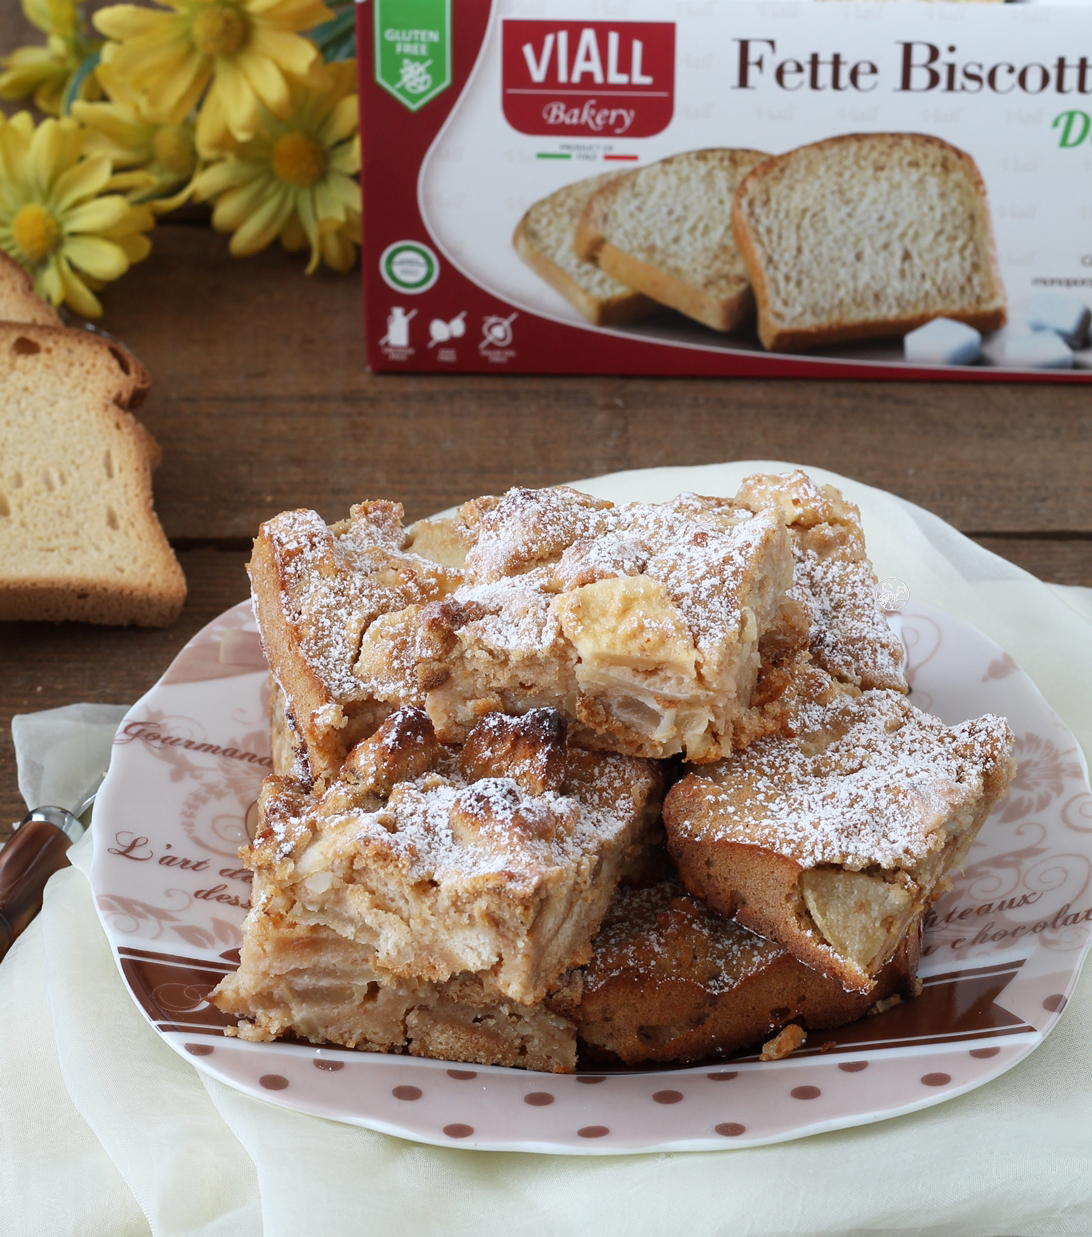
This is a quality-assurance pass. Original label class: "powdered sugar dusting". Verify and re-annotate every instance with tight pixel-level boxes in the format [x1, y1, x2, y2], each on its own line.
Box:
[460, 488, 786, 658]
[735, 469, 906, 692]
[683, 691, 1013, 869]
[795, 548, 905, 691]
[261, 507, 458, 700]
[588, 880, 784, 995]
[264, 746, 650, 885]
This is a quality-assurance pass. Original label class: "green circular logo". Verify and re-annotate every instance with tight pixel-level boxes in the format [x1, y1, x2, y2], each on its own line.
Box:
[379, 241, 439, 294]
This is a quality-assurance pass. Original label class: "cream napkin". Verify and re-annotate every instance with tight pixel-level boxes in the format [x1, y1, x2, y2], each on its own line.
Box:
[11, 702, 129, 820]
[2, 462, 1090, 1237]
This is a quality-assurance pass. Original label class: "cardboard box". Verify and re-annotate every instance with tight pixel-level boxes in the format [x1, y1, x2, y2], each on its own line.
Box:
[357, 0, 1092, 381]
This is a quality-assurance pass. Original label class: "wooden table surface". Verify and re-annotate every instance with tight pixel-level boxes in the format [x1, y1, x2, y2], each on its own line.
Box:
[2, 7, 1090, 835]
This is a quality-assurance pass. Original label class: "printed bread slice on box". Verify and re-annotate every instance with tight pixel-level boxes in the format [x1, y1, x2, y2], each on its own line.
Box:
[0, 321, 185, 626]
[514, 173, 657, 326]
[732, 133, 1007, 352]
[573, 148, 769, 332]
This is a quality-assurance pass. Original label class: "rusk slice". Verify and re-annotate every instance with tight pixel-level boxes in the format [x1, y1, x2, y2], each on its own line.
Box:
[732, 133, 1007, 351]
[0, 322, 185, 626]
[244, 707, 662, 1005]
[579, 877, 921, 1065]
[213, 910, 582, 1072]
[0, 253, 62, 326]
[514, 173, 657, 326]
[573, 148, 770, 331]
[664, 683, 1015, 992]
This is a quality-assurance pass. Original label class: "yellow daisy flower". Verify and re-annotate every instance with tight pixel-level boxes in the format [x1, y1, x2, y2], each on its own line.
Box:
[73, 73, 200, 213]
[93, 0, 334, 156]
[0, 0, 102, 115]
[192, 59, 359, 273]
[0, 112, 155, 317]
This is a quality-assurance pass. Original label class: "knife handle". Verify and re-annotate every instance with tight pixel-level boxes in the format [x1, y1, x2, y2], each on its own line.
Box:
[0, 820, 72, 962]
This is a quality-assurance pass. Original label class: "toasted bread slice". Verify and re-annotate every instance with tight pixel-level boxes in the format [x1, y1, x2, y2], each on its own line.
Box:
[0, 322, 185, 626]
[514, 173, 657, 326]
[573, 148, 769, 331]
[579, 875, 921, 1066]
[0, 253, 63, 327]
[664, 680, 1015, 992]
[732, 133, 1007, 352]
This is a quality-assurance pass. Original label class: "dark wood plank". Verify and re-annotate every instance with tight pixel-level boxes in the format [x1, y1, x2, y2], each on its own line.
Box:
[90, 227, 1092, 539]
[974, 537, 1092, 589]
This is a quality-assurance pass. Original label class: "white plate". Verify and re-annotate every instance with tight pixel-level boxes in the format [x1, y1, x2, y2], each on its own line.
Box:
[90, 591, 1092, 1154]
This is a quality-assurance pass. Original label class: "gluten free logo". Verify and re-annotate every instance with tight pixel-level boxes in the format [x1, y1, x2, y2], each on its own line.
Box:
[374, 0, 452, 111]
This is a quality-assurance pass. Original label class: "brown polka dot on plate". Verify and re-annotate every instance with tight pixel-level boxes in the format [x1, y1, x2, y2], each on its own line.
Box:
[448, 1069, 477, 1080]
[184, 1043, 213, 1056]
[653, 1090, 683, 1105]
[715, 1122, 746, 1137]
[259, 1075, 288, 1090]
[576, 1075, 606, 1085]
[1043, 993, 1067, 1013]
[707, 1071, 737, 1081]
[970, 1046, 1000, 1059]
[791, 1085, 820, 1100]
[443, 1124, 473, 1139]
[393, 1085, 422, 1101]
[921, 1073, 951, 1087]
[578, 1125, 610, 1138]
[524, 1092, 554, 1106]
[313, 1059, 344, 1071]
[838, 1061, 868, 1073]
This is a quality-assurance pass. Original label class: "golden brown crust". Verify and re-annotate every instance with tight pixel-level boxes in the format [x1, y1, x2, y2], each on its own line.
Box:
[245, 707, 664, 1004]
[594, 241, 754, 332]
[0, 578, 182, 626]
[0, 323, 183, 627]
[513, 214, 656, 327]
[578, 876, 921, 1065]
[458, 709, 568, 795]
[0, 252, 63, 327]
[663, 688, 1015, 991]
[732, 133, 1007, 352]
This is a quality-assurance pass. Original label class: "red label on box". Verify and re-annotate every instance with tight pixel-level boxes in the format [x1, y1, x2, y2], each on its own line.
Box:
[501, 20, 675, 138]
